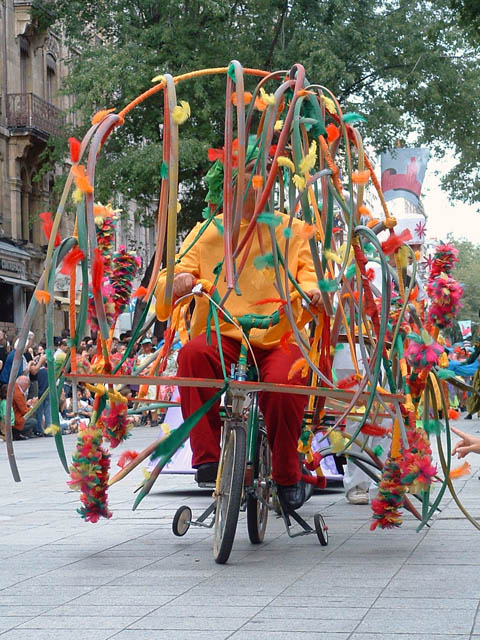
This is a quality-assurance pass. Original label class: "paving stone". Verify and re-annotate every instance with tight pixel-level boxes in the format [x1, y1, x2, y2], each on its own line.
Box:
[355, 607, 475, 634]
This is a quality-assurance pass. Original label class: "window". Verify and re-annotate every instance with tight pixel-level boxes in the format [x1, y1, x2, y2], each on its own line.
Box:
[46, 54, 57, 105]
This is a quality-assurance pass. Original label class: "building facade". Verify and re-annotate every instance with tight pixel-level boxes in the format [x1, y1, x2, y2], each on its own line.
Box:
[0, 1, 156, 341]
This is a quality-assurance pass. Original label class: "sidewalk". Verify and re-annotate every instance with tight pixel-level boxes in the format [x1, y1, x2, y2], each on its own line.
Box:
[1, 417, 480, 640]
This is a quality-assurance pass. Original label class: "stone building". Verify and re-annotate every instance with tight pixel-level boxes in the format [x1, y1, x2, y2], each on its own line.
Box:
[0, 1, 156, 341]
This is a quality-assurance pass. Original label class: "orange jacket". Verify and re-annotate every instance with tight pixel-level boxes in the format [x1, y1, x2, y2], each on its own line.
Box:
[155, 213, 318, 349]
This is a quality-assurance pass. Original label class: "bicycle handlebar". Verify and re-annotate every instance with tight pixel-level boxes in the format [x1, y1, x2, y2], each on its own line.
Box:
[190, 278, 300, 331]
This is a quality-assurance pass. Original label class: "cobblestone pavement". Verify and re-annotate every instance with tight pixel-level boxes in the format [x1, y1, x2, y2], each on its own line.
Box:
[1, 417, 480, 639]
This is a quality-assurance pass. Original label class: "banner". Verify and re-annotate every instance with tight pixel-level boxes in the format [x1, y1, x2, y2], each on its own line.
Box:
[458, 320, 472, 340]
[380, 148, 430, 207]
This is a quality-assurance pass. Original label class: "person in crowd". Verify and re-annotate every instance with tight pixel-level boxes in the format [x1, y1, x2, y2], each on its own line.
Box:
[0, 331, 35, 384]
[12, 375, 37, 439]
[0, 383, 14, 441]
[35, 357, 50, 436]
[54, 339, 69, 367]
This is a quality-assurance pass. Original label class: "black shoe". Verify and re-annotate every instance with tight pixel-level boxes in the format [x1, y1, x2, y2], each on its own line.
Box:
[277, 481, 306, 512]
[12, 432, 28, 441]
[194, 462, 219, 484]
[466, 414, 473, 420]
[33, 432, 45, 438]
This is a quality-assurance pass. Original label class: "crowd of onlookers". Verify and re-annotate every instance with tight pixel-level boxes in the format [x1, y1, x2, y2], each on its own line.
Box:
[0, 328, 162, 441]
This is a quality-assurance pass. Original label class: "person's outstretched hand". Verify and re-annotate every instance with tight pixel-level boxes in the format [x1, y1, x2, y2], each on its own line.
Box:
[173, 272, 195, 298]
[451, 426, 480, 458]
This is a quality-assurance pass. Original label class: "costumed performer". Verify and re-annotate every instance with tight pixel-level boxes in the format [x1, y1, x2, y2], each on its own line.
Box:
[155, 170, 322, 512]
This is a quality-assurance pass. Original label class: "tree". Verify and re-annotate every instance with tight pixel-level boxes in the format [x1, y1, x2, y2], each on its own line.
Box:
[36, 0, 480, 231]
[447, 234, 480, 321]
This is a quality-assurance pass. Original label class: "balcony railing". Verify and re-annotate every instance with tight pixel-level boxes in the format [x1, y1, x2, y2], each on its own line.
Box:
[6, 93, 64, 138]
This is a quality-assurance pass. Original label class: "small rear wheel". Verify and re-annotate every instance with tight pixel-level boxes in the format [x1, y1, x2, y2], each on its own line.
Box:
[213, 425, 246, 564]
[172, 505, 192, 537]
[314, 513, 328, 546]
[247, 427, 271, 544]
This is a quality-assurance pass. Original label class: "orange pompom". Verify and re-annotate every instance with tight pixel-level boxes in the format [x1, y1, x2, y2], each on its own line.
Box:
[326, 123, 340, 144]
[449, 461, 471, 479]
[448, 408, 460, 420]
[288, 357, 307, 380]
[35, 290, 51, 304]
[351, 170, 370, 185]
[252, 174, 263, 190]
[231, 91, 252, 106]
[133, 286, 148, 298]
[299, 223, 316, 239]
[358, 205, 372, 219]
[72, 165, 94, 194]
[361, 423, 388, 437]
[91, 108, 115, 125]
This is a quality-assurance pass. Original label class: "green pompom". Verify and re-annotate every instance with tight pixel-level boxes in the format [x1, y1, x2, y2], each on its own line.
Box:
[423, 419, 444, 436]
[212, 218, 224, 236]
[437, 369, 456, 380]
[227, 63, 236, 82]
[345, 264, 356, 279]
[373, 445, 384, 458]
[160, 161, 169, 179]
[257, 212, 282, 227]
[283, 227, 293, 238]
[319, 279, 338, 292]
[253, 252, 274, 270]
[343, 112, 367, 125]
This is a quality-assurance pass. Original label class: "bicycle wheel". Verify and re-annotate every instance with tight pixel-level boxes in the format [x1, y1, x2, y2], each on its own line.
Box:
[247, 426, 271, 544]
[213, 425, 246, 564]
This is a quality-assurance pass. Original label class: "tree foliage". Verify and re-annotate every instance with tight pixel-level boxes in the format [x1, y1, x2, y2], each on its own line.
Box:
[447, 234, 480, 321]
[36, 0, 480, 230]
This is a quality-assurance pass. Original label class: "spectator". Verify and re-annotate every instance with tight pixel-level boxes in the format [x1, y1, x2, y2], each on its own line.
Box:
[0, 383, 14, 441]
[0, 332, 34, 384]
[35, 358, 50, 436]
[54, 339, 69, 367]
[12, 375, 37, 439]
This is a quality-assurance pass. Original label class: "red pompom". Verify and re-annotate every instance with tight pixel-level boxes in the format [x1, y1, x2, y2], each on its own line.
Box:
[326, 123, 340, 143]
[92, 247, 105, 293]
[117, 450, 139, 469]
[361, 423, 388, 437]
[60, 247, 85, 275]
[337, 374, 358, 390]
[68, 137, 81, 163]
[381, 229, 412, 255]
[39, 211, 61, 247]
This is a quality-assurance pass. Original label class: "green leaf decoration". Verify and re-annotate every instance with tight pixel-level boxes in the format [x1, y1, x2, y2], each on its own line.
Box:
[257, 212, 282, 227]
[319, 278, 338, 292]
[343, 112, 367, 125]
[253, 252, 274, 270]
[160, 161, 168, 179]
[227, 63, 236, 82]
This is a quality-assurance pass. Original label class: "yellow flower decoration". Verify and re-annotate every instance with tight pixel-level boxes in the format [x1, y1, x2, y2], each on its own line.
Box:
[299, 140, 317, 175]
[172, 100, 191, 125]
[274, 119, 284, 131]
[151, 74, 167, 84]
[72, 188, 83, 204]
[292, 174, 306, 191]
[322, 95, 337, 114]
[45, 424, 61, 436]
[277, 156, 295, 172]
[259, 87, 276, 106]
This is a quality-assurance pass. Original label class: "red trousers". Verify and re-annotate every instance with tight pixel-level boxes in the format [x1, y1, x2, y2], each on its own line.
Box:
[177, 333, 308, 486]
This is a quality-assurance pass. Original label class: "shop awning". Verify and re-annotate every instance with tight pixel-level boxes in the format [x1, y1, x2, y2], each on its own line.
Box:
[54, 295, 80, 308]
[0, 275, 35, 288]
